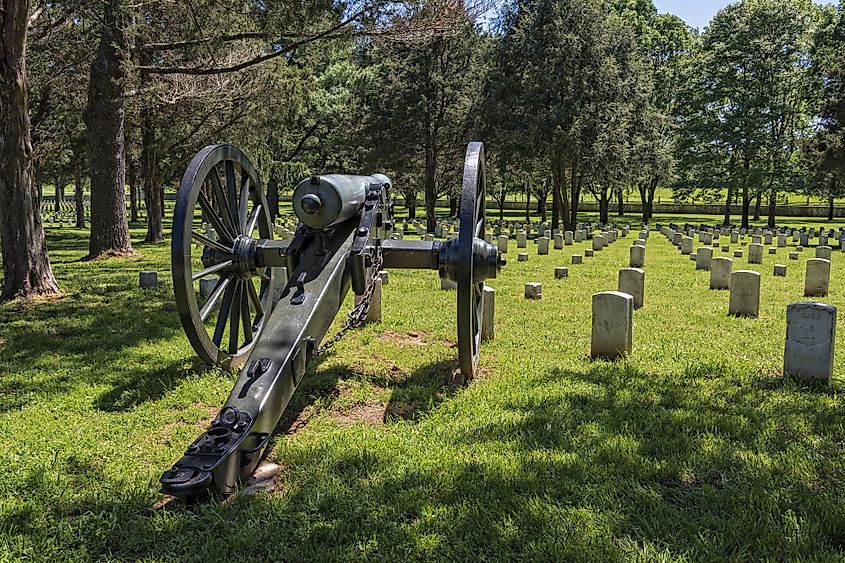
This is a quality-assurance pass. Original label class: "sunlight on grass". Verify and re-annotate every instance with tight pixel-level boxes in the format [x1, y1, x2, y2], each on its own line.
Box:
[1, 211, 844, 560]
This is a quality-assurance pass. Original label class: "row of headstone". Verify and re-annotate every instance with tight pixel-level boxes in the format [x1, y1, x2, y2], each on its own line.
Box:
[662, 227, 834, 310]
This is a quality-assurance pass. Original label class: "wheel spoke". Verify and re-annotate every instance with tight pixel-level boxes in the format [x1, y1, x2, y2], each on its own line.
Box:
[192, 230, 233, 254]
[197, 191, 235, 243]
[192, 259, 234, 281]
[209, 170, 238, 237]
[238, 174, 250, 233]
[246, 278, 263, 317]
[228, 280, 242, 353]
[200, 275, 232, 322]
[241, 288, 253, 344]
[212, 282, 237, 347]
[245, 204, 262, 237]
[225, 161, 239, 230]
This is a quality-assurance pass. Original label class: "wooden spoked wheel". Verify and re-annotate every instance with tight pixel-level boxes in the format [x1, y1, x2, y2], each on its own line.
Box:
[171, 145, 276, 368]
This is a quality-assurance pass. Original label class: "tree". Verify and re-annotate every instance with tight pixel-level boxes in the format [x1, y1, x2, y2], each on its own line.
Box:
[361, 11, 485, 233]
[632, 12, 693, 223]
[0, 0, 61, 300]
[84, 0, 132, 258]
[676, 0, 814, 228]
[487, 0, 647, 231]
[804, 0, 845, 198]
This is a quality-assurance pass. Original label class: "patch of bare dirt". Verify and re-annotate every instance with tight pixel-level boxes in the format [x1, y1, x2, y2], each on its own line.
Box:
[379, 330, 431, 346]
[332, 401, 387, 427]
[82, 250, 138, 262]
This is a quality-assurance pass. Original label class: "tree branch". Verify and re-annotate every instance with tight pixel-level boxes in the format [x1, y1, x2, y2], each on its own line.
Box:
[138, 11, 365, 75]
[26, 3, 45, 29]
[284, 122, 320, 162]
[139, 31, 275, 52]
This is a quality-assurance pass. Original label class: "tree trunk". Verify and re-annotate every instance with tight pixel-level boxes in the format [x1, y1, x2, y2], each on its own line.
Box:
[449, 196, 457, 218]
[829, 196, 835, 222]
[74, 149, 85, 228]
[566, 165, 578, 232]
[142, 110, 163, 242]
[83, 1, 133, 259]
[267, 178, 279, 221]
[538, 193, 547, 223]
[768, 186, 777, 228]
[723, 186, 733, 226]
[598, 191, 609, 224]
[524, 188, 530, 222]
[406, 192, 417, 219]
[0, 0, 61, 300]
[616, 188, 624, 217]
[551, 160, 561, 231]
[128, 157, 138, 223]
[424, 144, 436, 233]
[646, 178, 658, 223]
[753, 192, 761, 222]
[741, 190, 751, 229]
[54, 180, 63, 213]
[497, 196, 504, 222]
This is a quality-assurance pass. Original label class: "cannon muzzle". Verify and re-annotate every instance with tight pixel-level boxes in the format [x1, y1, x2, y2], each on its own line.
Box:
[293, 173, 392, 230]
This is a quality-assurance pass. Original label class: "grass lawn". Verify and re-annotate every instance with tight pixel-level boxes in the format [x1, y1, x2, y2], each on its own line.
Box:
[1, 213, 845, 561]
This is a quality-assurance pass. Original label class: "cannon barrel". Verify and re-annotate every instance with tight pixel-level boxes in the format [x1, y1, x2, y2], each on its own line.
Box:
[293, 173, 391, 230]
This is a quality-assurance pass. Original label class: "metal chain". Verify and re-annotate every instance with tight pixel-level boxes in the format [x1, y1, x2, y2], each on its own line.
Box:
[313, 189, 392, 357]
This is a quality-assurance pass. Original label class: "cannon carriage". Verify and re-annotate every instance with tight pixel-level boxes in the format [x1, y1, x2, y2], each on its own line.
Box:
[161, 142, 503, 499]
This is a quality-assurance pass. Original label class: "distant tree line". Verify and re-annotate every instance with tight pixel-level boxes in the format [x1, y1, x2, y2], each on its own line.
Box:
[1, 0, 844, 301]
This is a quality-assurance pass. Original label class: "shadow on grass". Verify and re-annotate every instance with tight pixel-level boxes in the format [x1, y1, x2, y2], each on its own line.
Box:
[94, 360, 195, 412]
[4, 361, 845, 560]
[0, 271, 188, 413]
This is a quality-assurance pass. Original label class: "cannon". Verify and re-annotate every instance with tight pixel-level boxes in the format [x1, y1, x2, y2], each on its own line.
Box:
[160, 142, 503, 499]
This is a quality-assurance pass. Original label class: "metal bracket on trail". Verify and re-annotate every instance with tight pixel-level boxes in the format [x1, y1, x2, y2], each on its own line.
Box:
[162, 142, 503, 499]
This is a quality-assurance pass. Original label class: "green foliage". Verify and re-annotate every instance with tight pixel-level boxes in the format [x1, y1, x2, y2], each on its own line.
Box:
[358, 13, 486, 227]
[675, 0, 817, 226]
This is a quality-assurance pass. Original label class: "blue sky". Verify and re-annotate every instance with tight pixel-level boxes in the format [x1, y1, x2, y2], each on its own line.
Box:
[653, 0, 837, 30]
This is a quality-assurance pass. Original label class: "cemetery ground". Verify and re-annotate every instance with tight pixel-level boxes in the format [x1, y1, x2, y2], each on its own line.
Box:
[2, 213, 845, 561]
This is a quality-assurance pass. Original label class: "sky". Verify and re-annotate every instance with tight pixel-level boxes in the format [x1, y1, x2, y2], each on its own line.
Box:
[653, 0, 837, 30]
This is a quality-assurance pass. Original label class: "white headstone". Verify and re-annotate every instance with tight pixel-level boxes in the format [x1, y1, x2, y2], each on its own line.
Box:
[554, 267, 569, 279]
[805, 258, 831, 297]
[696, 247, 713, 270]
[630, 245, 645, 268]
[710, 257, 732, 290]
[729, 270, 761, 317]
[139, 271, 159, 289]
[591, 291, 633, 359]
[618, 268, 645, 309]
[538, 237, 550, 255]
[748, 243, 764, 264]
[497, 235, 508, 254]
[525, 282, 542, 300]
[816, 246, 832, 261]
[784, 302, 836, 382]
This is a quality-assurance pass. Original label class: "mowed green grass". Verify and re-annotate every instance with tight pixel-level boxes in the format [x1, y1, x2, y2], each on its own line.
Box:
[1, 215, 845, 561]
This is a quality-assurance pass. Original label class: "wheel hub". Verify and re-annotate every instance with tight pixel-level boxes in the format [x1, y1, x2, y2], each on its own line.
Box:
[232, 235, 259, 279]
